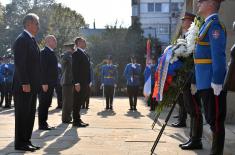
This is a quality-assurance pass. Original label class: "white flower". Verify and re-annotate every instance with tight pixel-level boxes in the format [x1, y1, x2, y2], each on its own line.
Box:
[170, 21, 200, 64]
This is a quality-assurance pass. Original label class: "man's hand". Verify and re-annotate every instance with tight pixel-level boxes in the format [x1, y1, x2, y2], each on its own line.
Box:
[22, 84, 31, 93]
[75, 84, 81, 93]
[190, 84, 197, 95]
[42, 85, 48, 92]
[211, 83, 222, 96]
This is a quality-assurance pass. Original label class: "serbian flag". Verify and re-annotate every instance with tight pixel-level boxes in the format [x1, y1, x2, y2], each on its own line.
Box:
[152, 46, 173, 101]
[143, 39, 152, 97]
[143, 65, 152, 97]
[152, 46, 183, 101]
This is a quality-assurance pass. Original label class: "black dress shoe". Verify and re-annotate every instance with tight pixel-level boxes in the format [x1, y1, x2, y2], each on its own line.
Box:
[173, 115, 179, 118]
[29, 143, 41, 150]
[15, 145, 36, 152]
[181, 140, 203, 150]
[73, 122, 88, 127]
[39, 126, 55, 130]
[171, 121, 186, 128]
[179, 139, 192, 147]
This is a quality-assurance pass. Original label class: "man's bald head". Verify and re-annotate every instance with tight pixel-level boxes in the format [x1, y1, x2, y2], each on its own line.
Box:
[45, 35, 57, 50]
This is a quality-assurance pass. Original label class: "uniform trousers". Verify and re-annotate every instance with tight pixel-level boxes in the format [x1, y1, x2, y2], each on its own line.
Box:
[104, 85, 114, 108]
[127, 85, 139, 109]
[62, 85, 74, 122]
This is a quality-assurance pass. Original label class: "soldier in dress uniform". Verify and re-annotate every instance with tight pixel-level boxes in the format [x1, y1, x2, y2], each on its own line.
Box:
[0, 60, 5, 107]
[124, 56, 141, 111]
[100, 55, 118, 110]
[194, 0, 227, 154]
[172, 12, 196, 128]
[2, 58, 14, 108]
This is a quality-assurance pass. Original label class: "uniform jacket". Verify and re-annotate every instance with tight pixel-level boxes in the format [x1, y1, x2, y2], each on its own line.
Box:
[224, 44, 235, 91]
[40, 46, 58, 86]
[124, 63, 141, 86]
[12, 31, 41, 93]
[2, 63, 14, 83]
[194, 14, 227, 90]
[0, 64, 4, 84]
[61, 52, 73, 85]
[72, 48, 91, 86]
[101, 64, 118, 86]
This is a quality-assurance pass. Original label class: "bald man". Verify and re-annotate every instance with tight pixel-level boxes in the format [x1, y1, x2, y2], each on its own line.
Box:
[38, 35, 58, 130]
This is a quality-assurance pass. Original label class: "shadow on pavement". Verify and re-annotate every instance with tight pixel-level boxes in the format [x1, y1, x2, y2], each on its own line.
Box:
[124, 110, 145, 119]
[43, 126, 80, 155]
[48, 108, 61, 114]
[97, 110, 116, 118]
[0, 107, 14, 115]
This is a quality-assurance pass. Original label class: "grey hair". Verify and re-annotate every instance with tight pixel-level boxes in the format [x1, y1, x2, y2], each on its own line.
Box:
[23, 13, 39, 28]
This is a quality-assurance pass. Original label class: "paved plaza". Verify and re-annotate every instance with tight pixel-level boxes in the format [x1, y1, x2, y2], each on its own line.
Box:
[0, 97, 232, 155]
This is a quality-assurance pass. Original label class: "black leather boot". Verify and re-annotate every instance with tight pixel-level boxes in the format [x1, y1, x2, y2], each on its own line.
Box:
[181, 117, 203, 150]
[210, 133, 224, 155]
[179, 117, 193, 147]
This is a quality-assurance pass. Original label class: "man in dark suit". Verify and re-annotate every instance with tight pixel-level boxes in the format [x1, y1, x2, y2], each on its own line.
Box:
[38, 35, 58, 130]
[13, 13, 41, 152]
[72, 37, 90, 127]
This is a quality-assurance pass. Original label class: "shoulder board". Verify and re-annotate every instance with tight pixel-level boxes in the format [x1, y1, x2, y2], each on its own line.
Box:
[198, 19, 214, 41]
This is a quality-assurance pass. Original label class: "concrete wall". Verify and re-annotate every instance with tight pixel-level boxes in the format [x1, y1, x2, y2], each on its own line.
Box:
[186, 0, 235, 124]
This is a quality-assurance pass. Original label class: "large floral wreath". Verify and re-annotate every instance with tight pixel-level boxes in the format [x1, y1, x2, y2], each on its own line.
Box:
[155, 17, 203, 112]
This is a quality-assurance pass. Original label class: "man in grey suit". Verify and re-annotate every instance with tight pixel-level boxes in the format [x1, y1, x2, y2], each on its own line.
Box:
[61, 43, 75, 123]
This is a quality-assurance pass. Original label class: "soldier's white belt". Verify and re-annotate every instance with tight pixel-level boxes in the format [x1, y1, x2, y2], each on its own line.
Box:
[104, 76, 113, 78]
[194, 59, 212, 64]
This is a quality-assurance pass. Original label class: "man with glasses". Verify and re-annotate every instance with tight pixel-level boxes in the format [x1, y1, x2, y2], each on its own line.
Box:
[194, 0, 227, 154]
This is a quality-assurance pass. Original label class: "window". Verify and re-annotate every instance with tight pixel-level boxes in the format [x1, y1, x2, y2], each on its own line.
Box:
[155, 3, 161, 12]
[148, 3, 154, 12]
[159, 24, 169, 34]
[171, 2, 184, 12]
[162, 3, 169, 13]
[171, 3, 179, 12]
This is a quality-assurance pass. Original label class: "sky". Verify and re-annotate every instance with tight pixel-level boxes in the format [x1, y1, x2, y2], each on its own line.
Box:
[1, 0, 132, 28]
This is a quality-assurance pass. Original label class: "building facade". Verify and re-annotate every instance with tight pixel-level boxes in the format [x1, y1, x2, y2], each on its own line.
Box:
[132, 0, 184, 44]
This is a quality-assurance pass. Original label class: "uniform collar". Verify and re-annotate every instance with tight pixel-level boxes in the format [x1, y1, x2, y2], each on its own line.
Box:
[24, 29, 34, 38]
[205, 13, 218, 23]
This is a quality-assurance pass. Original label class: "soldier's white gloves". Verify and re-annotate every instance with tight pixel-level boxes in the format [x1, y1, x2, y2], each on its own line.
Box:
[130, 77, 133, 82]
[100, 83, 104, 90]
[190, 84, 197, 95]
[132, 64, 136, 69]
[211, 83, 223, 96]
[114, 84, 117, 88]
[89, 82, 92, 87]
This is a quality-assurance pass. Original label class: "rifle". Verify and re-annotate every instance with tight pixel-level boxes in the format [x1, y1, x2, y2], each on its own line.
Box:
[150, 73, 192, 155]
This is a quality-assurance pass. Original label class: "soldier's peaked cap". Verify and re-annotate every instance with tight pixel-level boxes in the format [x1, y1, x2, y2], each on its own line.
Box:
[181, 12, 196, 21]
